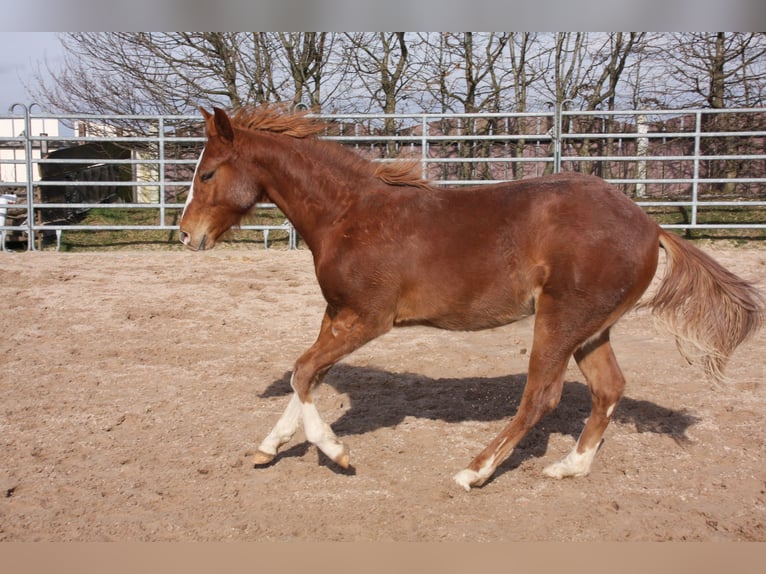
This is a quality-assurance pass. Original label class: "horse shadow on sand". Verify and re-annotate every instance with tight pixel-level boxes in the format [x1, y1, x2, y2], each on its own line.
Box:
[258, 364, 699, 482]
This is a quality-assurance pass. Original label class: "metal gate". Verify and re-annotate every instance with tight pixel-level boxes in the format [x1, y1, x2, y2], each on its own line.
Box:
[1, 103, 764, 251]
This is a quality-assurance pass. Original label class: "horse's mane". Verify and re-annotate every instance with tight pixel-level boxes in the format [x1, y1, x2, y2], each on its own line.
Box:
[231, 104, 326, 138]
[371, 161, 430, 189]
[230, 104, 431, 190]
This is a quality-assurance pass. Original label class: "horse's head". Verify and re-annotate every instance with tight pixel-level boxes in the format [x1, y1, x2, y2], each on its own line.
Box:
[179, 107, 261, 250]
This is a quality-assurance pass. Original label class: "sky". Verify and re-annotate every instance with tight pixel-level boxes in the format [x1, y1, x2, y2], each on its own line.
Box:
[0, 18, 766, 115]
[0, 32, 64, 113]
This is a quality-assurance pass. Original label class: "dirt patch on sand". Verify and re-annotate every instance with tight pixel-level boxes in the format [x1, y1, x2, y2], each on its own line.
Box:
[1, 244, 764, 541]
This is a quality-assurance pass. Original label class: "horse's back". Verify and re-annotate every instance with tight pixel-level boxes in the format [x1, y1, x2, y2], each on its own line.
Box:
[414, 172, 659, 271]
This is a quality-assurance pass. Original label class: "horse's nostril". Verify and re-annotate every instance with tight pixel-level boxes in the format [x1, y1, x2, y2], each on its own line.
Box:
[179, 230, 190, 245]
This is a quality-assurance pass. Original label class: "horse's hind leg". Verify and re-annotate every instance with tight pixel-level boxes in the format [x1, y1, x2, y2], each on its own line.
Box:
[453, 296, 583, 491]
[543, 330, 625, 478]
[453, 345, 570, 490]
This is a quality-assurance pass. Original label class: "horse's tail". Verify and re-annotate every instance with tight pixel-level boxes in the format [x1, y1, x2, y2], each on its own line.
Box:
[643, 230, 764, 382]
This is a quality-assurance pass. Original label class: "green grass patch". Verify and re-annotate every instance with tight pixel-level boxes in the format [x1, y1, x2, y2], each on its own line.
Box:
[643, 205, 766, 240]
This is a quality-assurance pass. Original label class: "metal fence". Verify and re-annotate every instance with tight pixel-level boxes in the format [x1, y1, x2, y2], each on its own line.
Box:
[1, 103, 765, 251]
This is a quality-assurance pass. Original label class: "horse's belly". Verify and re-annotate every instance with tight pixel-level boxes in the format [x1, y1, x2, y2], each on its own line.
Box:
[393, 287, 536, 331]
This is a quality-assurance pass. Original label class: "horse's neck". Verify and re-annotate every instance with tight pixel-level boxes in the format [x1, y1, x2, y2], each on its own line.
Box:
[251, 134, 355, 251]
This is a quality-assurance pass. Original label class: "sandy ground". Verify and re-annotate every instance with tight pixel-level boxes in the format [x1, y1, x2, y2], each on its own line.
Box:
[0, 242, 764, 541]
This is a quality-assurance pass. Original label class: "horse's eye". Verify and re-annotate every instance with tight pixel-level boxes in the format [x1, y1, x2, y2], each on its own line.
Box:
[200, 170, 215, 182]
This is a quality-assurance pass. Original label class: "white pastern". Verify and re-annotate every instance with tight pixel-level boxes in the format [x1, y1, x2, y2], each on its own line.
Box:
[453, 456, 496, 491]
[301, 400, 347, 463]
[257, 393, 302, 456]
[453, 469, 480, 492]
[181, 149, 205, 219]
[543, 443, 599, 479]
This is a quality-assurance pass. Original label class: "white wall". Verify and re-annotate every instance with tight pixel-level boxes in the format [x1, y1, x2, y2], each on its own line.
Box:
[0, 118, 60, 184]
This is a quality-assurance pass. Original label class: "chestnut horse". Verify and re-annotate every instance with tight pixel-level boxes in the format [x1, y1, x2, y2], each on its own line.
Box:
[180, 106, 763, 490]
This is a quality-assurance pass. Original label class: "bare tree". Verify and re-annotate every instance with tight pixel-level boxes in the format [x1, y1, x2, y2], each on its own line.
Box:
[276, 32, 342, 110]
[419, 33, 512, 179]
[506, 33, 548, 178]
[34, 32, 766, 118]
[584, 33, 647, 180]
[31, 33, 353, 116]
[585, 33, 646, 111]
[241, 33, 283, 105]
[662, 33, 766, 196]
[342, 32, 414, 156]
[536, 33, 647, 176]
[421, 32, 511, 114]
[663, 32, 766, 108]
[344, 33, 412, 115]
[536, 32, 646, 110]
[33, 33, 259, 115]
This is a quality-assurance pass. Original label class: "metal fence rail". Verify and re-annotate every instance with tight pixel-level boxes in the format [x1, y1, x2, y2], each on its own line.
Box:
[1, 104, 764, 251]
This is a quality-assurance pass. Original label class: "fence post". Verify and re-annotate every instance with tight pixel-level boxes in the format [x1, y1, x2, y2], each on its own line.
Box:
[421, 114, 428, 180]
[158, 115, 166, 228]
[9, 103, 36, 250]
[691, 110, 701, 227]
[549, 99, 572, 174]
[635, 114, 649, 198]
[552, 103, 561, 174]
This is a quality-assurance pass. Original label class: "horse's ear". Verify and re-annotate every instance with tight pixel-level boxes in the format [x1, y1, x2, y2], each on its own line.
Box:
[200, 107, 216, 137]
[212, 107, 235, 143]
[200, 107, 234, 143]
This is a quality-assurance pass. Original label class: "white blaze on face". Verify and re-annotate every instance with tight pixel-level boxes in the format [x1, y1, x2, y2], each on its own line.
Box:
[181, 149, 205, 220]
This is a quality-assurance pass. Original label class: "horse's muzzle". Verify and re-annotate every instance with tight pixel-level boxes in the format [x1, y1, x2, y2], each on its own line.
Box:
[179, 230, 207, 251]
[179, 229, 192, 247]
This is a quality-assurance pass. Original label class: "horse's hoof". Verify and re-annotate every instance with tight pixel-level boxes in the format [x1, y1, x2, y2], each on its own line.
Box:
[253, 450, 276, 466]
[452, 469, 480, 491]
[542, 462, 568, 479]
[542, 460, 589, 479]
[335, 447, 350, 469]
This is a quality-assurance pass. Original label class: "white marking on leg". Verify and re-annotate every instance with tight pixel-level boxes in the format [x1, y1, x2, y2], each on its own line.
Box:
[301, 400, 347, 464]
[606, 403, 616, 418]
[453, 469, 480, 492]
[453, 455, 496, 491]
[257, 393, 302, 456]
[543, 442, 600, 479]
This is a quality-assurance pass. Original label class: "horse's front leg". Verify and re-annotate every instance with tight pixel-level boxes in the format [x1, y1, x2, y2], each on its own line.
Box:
[252, 390, 303, 465]
[254, 307, 388, 468]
